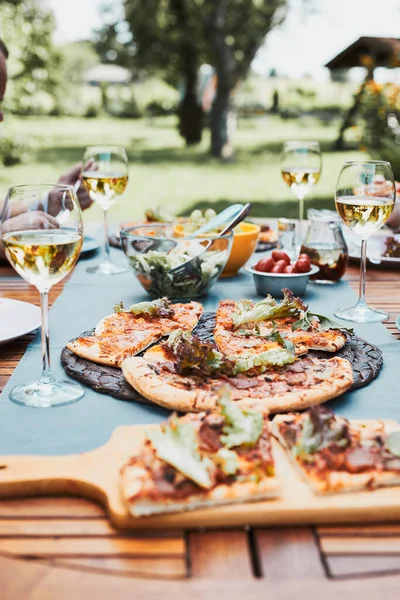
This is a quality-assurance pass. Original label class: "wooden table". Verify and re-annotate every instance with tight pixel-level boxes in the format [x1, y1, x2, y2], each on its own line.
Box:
[1, 260, 400, 599]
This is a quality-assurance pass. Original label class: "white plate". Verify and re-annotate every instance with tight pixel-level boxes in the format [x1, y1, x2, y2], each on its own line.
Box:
[81, 236, 100, 256]
[346, 229, 400, 267]
[0, 298, 41, 345]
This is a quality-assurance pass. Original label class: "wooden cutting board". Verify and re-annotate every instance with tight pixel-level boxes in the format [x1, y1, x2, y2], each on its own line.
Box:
[1, 423, 400, 531]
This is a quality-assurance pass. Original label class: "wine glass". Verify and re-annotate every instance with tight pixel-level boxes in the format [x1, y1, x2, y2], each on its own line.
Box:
[334, 160, 395, 323]
[1, 184, 85, 407]
[281, 141, 322, 241]
[82, 146, 129, 275]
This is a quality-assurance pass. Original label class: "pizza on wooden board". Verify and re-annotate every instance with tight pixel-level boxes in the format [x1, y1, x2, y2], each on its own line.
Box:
[66, 298, 202, 367]
[214, 290, 349, 359]
[271, 407, 400, 493]
[120, 390, 280, 516]
[121, 328, 353, 414]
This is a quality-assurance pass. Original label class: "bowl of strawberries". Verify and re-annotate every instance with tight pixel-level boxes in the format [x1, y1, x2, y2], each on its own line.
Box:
[246, 250, 319, 297]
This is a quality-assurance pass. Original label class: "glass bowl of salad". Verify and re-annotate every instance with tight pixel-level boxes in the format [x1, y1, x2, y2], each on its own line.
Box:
[120, 224, 233, 299]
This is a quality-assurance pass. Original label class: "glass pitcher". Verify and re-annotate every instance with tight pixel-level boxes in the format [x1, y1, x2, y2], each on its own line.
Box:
[300, 209, 348, 284]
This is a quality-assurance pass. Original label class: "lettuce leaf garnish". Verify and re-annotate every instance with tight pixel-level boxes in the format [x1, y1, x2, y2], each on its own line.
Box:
[234, 348, 295, 372]
[232, 289, 306, 330]
[146, 390, 266, 485]
[162, 329, 235, 377]
[162, 330, 295, 377]
[214, 447, 240, 475]
[218, 388, 263, 448]
[292, 407, 350, 460]
[113, 297, 174, 319]
[291, 311, 353, 334]
[147, 415, 213, 489]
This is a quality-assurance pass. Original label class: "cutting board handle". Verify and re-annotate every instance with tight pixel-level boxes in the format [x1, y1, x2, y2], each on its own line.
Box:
[0, 454, 94, 500]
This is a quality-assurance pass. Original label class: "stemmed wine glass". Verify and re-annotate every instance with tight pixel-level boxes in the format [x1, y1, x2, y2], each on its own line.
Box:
[82, 146, 129, 275]
[1, 184, 85, 407]
[334, 160, 395, 323]
[281, 141, 322, 241]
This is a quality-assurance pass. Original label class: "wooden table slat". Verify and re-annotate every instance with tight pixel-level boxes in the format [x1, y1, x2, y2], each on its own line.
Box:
[255, 528, 326, 579]
[52, 557, 188, 579]
[188, 530, 253, 578]
[319, 525, 400, 537]
[326, 555, 400, 578]
[0, 536, 185, 558]
[320, 536, 400, 555]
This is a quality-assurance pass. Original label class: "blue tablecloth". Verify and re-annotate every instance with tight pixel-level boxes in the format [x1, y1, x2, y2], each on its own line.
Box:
[1, 247, 399, 455]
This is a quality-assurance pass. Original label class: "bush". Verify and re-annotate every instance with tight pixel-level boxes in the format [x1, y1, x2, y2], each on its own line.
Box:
[85, 104, 100, 118]
[49, 104, 66, 117]
[133, 78, 179, 115]
[0, 135, 31, 166]
[359, 82, 400, 177]
[109, 95, 143, 119]
[145, 100, 176, 117]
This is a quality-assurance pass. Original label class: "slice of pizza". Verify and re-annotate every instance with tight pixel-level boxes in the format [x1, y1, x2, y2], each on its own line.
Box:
[121, 390, 280, 516]
[66, 298, 202, 367]
[121, 329, 353, 414]
[95, 299, 202, 337]
[214, 290, 350, 359]
[271, 407, 400, 494]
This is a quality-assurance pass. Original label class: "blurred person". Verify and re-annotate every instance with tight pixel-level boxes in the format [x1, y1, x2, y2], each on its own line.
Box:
[386, 182, 400, 230]
[0, 38, 92, 261]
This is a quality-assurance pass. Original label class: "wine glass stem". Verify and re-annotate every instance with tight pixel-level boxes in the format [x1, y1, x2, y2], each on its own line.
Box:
[103, 209, 111, 264]
[358, 238, 368, 307]
[297, 193, 306, 245]
[39, 290, 53, 384]
[298, 195, 304, 223]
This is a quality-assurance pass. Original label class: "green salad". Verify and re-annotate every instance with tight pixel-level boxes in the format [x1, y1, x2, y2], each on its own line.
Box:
[129, 245, 229, 299]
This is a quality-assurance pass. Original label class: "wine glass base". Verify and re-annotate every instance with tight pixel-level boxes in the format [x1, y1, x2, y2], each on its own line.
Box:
[334, 305, 389, 324]
[87, 261, 128, 275]
[9, 379, 85, 408]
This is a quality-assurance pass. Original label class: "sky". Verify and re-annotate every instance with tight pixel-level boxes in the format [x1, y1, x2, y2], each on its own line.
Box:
[46, 0, 400, 82]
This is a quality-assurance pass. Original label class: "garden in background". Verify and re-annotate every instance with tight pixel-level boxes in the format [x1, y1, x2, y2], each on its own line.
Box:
[0, 0, 399, 224]
[0, 111, 365, 224]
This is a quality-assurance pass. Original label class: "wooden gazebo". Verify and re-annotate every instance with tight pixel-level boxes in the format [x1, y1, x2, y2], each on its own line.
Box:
[325, 37, 400, 149]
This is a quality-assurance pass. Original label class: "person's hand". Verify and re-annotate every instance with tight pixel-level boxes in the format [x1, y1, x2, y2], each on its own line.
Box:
[385, 182, 400, 231]
[386, 202, 400, 231]
[1, 211, 59, 234]
[58, 162, 93, 211]
[0, 211, 59, 260]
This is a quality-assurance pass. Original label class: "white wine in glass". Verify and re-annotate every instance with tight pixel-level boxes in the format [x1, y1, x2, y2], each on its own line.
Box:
[82, 146, 129, 275]
[334, 161, 395, 323]
[1, 184, 84, 407]
[281, 141, 322, 241]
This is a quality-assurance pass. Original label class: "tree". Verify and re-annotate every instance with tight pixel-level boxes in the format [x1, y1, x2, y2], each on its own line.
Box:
[0, 0, 61, 115]
[95, 0, 206, 145]
[204, 0, 286, 157]
[96, 0, 287, 157]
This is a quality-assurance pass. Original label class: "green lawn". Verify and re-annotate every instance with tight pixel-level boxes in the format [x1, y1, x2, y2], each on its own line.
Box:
[0, 114, 366, 223]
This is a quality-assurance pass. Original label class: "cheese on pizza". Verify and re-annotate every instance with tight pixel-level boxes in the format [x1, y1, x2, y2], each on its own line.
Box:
[271, 407, 400, 493]
[67, 299, 202, 367]
[121, 392, 280, 516]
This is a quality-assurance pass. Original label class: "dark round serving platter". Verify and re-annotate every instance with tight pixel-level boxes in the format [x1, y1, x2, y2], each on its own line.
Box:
[61, 313, 383, 403]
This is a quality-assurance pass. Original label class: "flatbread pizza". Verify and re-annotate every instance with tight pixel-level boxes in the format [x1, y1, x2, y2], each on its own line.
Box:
[214, 291, 349, 359]
[67, 298, 202, 367]
[121, 329, 353, 414]
[120, 390, 280, 516]
[271, 407, 400, 493]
